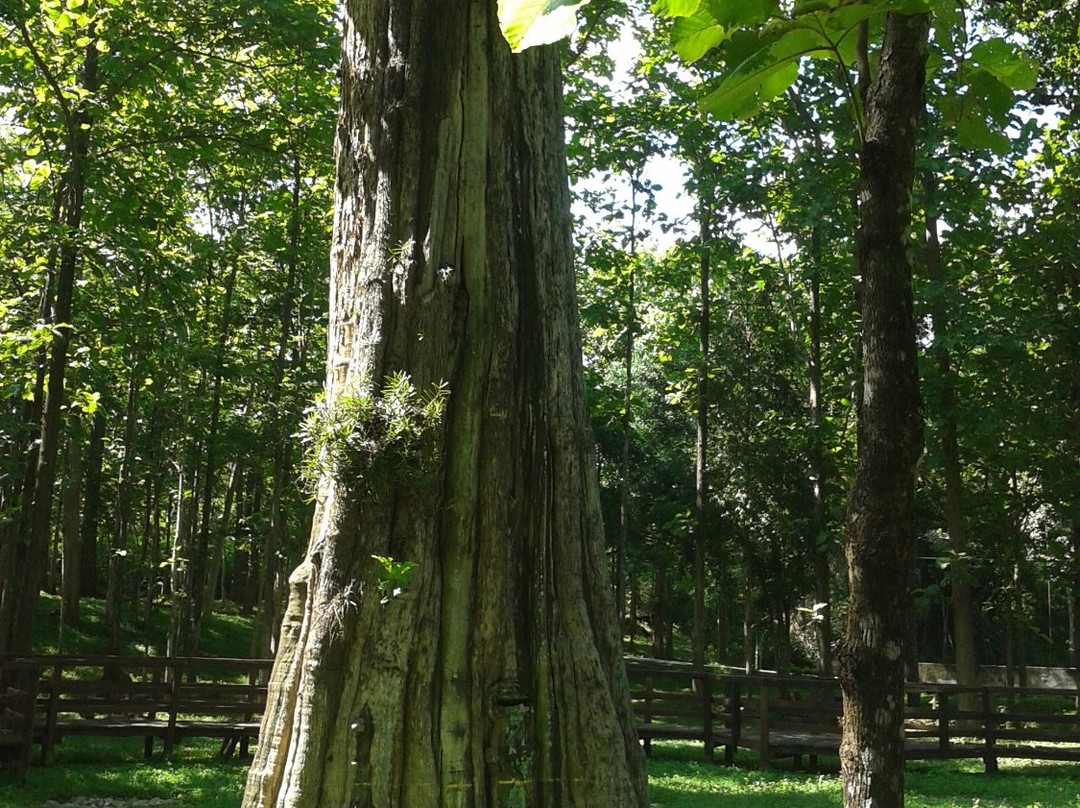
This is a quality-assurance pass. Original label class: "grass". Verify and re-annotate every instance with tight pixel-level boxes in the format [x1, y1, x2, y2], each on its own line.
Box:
[2, 739, 1078, 808]
[648, 742, 1080, 808]
[0, 738, 248, 808]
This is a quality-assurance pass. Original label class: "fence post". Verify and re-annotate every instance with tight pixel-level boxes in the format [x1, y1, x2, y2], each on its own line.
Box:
[757, 680, 770, 770]
[700, 672, 713, 762]
[41, 662, 60, 764]
[165, 658, 179, 756]
[725, 680, 740, 765]
[981, 688, 998, 773]
[937, 689, 951, 754]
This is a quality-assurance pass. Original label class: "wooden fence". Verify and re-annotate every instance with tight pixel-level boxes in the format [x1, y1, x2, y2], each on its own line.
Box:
[0, 654, 273, 773]
[3, 654, 1079, 775]
[624, 656, 1080, 771]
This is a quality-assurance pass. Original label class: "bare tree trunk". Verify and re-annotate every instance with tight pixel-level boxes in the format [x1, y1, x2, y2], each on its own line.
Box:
[167, 459, 197, 658]
[190, 243, 242, 652]
[692, 183, 711, 668]
[61, 427, 83, 628]
[0, 29, 99, 656]
[241, 3, 647, 805]
[923, 171, 979, 718]
[202, 460, 241, 622]
[616, 181, 638, 637]
[836, 12, 929, 808]
[79, 409, 106, 597]
[807, 228, 834, 675]
[105, 372, 139, 652]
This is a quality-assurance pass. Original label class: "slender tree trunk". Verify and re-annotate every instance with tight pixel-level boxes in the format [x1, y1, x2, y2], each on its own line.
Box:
[61, 427, 83, 628]
[79, 409, 106, 597]
[692, 185, 711, 668]
[741, 531, 754, 673]
[3, 34, 98, 654]
[651, 564, 668, 660]
[255, 157, 302, 657]
[807, 227, 833, 675]
[105, 371, 139, 652]
[202, 460, 241, 622]
[616, 180, 638, 636]
[190, 243, 242, 653]
[167, 459, 197, 658]
[923, 172, 979, 716]
[241, 2, 647, 805]
[836, 12, 929, 808]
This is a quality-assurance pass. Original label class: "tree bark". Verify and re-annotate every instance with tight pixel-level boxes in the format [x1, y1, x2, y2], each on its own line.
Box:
[240, 2, 647, 805]
[836, 12, 928, 808]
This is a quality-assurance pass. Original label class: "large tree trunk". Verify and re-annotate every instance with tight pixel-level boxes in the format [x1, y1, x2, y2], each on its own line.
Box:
[836, 12, 928, 808]
[240, 1, 647, 806]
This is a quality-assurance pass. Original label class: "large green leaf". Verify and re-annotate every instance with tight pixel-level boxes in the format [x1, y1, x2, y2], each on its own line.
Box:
[671, 9, 731, 62]
[498, 0, 589, 52]
[970, 37, 1039, 91]
[699, 28, 827, 118]
[652, 0, 703, 16]
[702, 0, 780, 28]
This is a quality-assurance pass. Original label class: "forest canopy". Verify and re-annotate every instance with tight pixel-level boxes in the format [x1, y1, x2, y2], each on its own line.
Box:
[1, 0, 1077, 690]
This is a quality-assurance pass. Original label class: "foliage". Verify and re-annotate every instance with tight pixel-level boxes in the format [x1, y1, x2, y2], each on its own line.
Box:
[297, 372, 449, 498]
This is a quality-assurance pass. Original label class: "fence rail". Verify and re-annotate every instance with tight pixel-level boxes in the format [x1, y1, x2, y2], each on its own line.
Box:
[2, 654, 1078, 774]
[624, 656, 1080, 771]
[0, 654, 273, 773]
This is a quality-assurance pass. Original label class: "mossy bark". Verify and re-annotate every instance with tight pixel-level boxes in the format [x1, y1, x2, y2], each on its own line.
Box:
[240, 1, 647, 806]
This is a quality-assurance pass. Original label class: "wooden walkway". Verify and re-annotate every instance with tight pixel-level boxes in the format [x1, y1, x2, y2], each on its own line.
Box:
[3, 654, 1079, 775]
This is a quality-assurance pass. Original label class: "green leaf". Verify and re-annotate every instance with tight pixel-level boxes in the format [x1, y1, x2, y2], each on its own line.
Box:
[652, 0, 702, 16]
[671, 9, 731, 62]
[702, 0, 780, 28]
[953, 103, 1010, 156]
[700, 28, 825, 119]
[497, 0, 589, 52]
[970, 37, 1038, 91]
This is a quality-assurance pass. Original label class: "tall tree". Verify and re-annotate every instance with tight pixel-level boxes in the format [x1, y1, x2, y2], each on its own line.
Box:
[655, 1, 930, 803]
[240, 0, 647, 805]
[835, 12, 928, 807]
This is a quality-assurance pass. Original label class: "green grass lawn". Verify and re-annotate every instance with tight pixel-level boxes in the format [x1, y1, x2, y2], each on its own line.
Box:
[2, 739, 1078, 808]
[648, 743, 1080, 808]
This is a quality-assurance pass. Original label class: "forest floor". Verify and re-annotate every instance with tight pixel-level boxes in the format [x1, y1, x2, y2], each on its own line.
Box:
[1, 737, 1078, 808]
